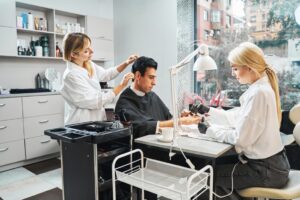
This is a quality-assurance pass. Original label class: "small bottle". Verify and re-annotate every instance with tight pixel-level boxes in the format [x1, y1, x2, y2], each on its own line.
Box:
[35, 74, 41, 88]
[27, 47, 32, 56]
[55, 42, 62, 57]
[17, 46, 23, 55]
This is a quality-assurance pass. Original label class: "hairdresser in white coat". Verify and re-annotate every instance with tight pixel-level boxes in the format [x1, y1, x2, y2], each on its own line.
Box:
[60, 32, 137, 125]
[195, 42, 290, 199]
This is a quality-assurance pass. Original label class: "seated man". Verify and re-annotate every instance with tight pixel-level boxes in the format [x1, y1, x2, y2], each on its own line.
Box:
[115, 56, 201, 138]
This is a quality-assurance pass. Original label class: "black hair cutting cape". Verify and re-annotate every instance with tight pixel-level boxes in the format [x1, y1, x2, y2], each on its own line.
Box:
[115, 87, 172, 138]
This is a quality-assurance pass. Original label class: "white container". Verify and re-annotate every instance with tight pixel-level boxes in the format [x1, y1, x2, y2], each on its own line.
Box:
[35, 46, 43, 57]
[16, 16, 23, 29]
[27, 12, 34, 30]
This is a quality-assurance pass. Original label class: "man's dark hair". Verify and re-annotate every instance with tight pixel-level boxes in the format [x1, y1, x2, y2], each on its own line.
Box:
[131, 56, 157, 76]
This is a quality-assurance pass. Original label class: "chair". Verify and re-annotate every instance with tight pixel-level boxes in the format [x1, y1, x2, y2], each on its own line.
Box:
[238, 170, 300, 200]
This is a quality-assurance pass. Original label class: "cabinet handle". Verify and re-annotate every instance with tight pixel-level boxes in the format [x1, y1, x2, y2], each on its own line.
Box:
[38, 100, 48, 103]
[39, 120, 49, 124]
[97, 36, 105, 39]
[0, 125, 7, 130]
[0, 147, 8, 152]
[0, 103, 6, 107]
[41, 140, 51, 144]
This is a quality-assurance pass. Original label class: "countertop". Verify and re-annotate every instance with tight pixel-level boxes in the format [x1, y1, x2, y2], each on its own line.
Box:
[0, 92, 60, 98]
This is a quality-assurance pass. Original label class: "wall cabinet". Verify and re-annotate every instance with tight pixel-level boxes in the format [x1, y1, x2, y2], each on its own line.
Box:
[0, 0, 16, 28]
[15, 2, 86, 59]
[0, 27, 17, 56]
[86, 16, 114, 61]
[0, 2, 114, 63]
[0, 94, 63, 169]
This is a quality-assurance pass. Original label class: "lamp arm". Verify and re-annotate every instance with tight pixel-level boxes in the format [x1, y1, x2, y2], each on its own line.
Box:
[170, 46, 201, 73]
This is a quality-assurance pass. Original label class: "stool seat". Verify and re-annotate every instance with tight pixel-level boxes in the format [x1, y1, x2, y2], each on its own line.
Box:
[238, 170, 300, 199]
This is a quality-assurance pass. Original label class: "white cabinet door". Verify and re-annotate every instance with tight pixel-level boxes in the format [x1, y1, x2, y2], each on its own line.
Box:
[0, 0, 16, 28]
[0, 119, 24, 144]
[91, 39, 114, 61]
[25, 135, 59, 159]
[22, 95, 64, 117]
[86, 16, 113, 40]
[0, 27, 17, 56]
[0, 98, 22, 121]
[24, 114, 64, 138]
[0, 140, 25, 166]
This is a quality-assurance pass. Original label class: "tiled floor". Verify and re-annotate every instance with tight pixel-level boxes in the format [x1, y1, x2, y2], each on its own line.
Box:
[0, 158, 62, 200]
[1, 158, 300, 200]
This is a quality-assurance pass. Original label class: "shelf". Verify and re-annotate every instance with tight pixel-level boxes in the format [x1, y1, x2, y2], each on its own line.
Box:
[16, 2, 52, 13]
[55, 33, 66, 37]
[17, 28, 55, 35]
[0, 55, 63, 60]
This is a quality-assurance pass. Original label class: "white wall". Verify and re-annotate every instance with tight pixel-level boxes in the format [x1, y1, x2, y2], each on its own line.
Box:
[113, 0, 177, 108]
[17, 0, 113, 19]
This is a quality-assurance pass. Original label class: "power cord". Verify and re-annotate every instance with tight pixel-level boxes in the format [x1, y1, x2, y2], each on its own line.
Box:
[212, 161, 240, 198]
[168, 132, 195, 169]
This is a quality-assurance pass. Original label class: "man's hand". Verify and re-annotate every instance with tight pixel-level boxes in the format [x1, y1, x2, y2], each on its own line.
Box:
[180, 109, 192, 117]
[179, 115, 202, 125]
[190, 103, 210, 115]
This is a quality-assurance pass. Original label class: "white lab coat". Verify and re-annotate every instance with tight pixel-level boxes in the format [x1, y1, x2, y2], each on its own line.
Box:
[60, 61, 119, 125]
[206, 73, 283, 159]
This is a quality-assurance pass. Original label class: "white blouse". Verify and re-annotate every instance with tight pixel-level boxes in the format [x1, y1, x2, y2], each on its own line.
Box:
[60, 61, 119, 125]
[206, 74, 283, 159]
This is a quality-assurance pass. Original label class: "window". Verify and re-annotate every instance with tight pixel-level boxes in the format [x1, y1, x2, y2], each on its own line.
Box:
[250, 15, 256, 22]
[226, 0, 232, 7]
[196, 0, 300, 110]
[211, 10, 221, 23]
[203, 10, 208, 21]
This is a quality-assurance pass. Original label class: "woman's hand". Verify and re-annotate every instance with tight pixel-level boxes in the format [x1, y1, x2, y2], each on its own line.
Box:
[120, 72, 134, 87]
[179, 115, 202, 125]
[113, 72, 134, 96]
[125, 55, 139, 65]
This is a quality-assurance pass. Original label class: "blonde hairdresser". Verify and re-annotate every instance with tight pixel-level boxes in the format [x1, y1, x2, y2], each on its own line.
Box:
[60, 32, 138, 124]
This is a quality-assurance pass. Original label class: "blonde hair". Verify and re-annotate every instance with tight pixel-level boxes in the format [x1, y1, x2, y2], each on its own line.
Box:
[228, 42, 281, 124]
[63, 32, 93, 77]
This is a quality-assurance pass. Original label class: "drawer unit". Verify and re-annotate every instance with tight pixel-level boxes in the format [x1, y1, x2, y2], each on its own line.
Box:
[0, 140, 25, 166]
[24, 114, 63, 138]
[25, 135, 59, 159]
[0, 119, 24, 143]
[22, 95, 64, 117]
[0, 98, 22, 121]
[0, 94, 63, 169]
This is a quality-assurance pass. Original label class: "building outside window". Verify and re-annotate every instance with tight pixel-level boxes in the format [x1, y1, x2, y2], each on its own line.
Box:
[196, 0, 300, 110]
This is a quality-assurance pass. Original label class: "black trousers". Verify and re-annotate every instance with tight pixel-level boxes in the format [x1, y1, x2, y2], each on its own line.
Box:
[212, 150, 290, 200]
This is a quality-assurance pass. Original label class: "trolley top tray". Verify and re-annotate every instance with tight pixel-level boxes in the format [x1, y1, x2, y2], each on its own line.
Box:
[44, 121, 131, 144]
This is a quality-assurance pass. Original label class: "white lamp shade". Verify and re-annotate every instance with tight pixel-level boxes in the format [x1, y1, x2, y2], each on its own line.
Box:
[193, 55, 217, 71]
[295, 6, 300, 25]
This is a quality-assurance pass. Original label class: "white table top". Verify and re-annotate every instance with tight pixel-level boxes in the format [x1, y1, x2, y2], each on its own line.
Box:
[135, 135, 233, 158]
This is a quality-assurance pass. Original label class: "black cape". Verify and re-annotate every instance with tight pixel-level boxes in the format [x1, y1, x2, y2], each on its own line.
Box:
[115, 88, 172, 138]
